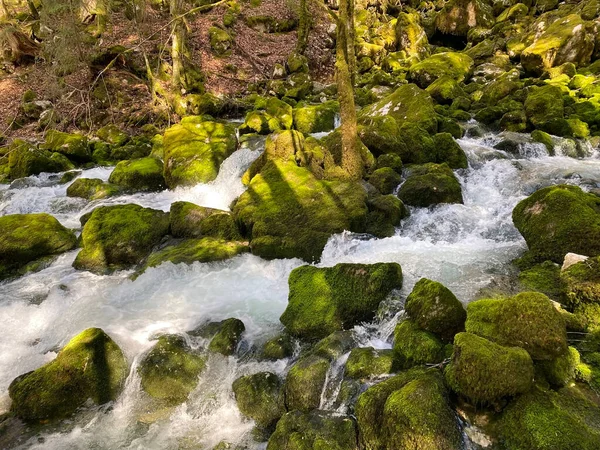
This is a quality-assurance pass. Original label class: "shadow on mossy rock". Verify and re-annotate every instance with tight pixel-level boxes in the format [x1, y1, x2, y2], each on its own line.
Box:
[9, 328, 128, 421]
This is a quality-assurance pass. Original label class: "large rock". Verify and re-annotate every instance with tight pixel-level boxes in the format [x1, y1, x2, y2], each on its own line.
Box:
[524, 85, 566, 135]
[435, 0, 495, 37]
[466, 292, 567, 360]
[8, 140, 74, 179]
[397, 163, 463, 207]
[393, 320, 446, 369]
[281, 262, 403, 340]
[267, 410, 358, 450]
[240, 97, 293, 135]
[408, 52, 474, 89]
[293, 101, 339, 134]
[233, 160, 368, 262]
[208, 317, 245, 356]
[108, 157, 165, 192]
[163, 118, 237, 188]
[395, 12, 429, 59]
[73, 204, 170, 273]
[521, 14, 595, 75]
[445, 332, 534, 403]
[562, 256, 600, 308]
[170, 201, 241, 240]
[41, 130, 91, 163]
[66, 178, 121, 200]
[512, 185, 600, 264]
[138, 334, 206, 405]
[284, 354, 329, 412]
[232, 372, 285, 430]
[0, 213, 77, 280]
[405, 278, 466, 341]
[9, 328, 128, 421]
[355, 368, 461, 450]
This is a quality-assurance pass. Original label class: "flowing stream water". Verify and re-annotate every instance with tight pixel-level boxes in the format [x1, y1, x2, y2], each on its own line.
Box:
[1, 128, 600, 449]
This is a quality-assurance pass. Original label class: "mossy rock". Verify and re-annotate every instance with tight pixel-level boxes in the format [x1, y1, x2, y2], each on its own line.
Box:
[345, 347, 395, 380]
[66, 178, 121, 200]
[427, 76, 467, 106]
[393, 320, 446, 369]
[266, 410, 358, 450]
[435, 0, 495, 37]
[524, 85, 566, 134]
[163, 119, 237, 188]
[538, 346, 581, 387]
[444, 332, 534, 403]
[262, 334, 294, 360]
[9, 328, 128, 421]
[409, 52, 474, 89]
[41, 130, 91, 163]
[284, 354, 329, 412]
[431, 133, 468, 169]
[355, 367, 461, 450]
[209, 26, 232, 56]
[170, 201, 219, 238]
[96, 124, 129, 146]
[286, 51, 308, 74]
[466, 292, 567, 360]
[208, 318, 245, 356]
[233, 160, 369, 262]
[405, 278, 466, 342]
[395, 12, 430, 59]
[366, 194, 409, 238]
[562, 256, 600, 308]
[73, 204, 170, 273]
[292, 101, 338, 134]
[232, 371, 285, 430]
[397, 163, 463, 207]
[8, 140, 74, 179]
[240, 98, 293, 135]
[0, 213, 77, 281]
[521, 14, 595, 75]
[368, 167, 401, 195]
[498, 385, 600, 450]
[358, 115, 408, 159]
[518, 260, 565, 300]
[108, 157, 165, 192]
[512, 185, 600, 264]
[281, 262, 403, 340]
[375, 154, 403, 173]
[138, 334, 206, 405]
[312, 330, 356, 362]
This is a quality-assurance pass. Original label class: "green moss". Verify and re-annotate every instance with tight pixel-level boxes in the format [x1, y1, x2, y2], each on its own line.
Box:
[108, 157, 165, 192]
[518, 261, 565, 300]
[499, 386, 600, 450]
[233, 160, 369, 262]
[73, 204, 170, 273]
[409, 52, 474, 88]
[393, 320, 446, 369]
[357, 115, 408, 159]
[405, 278, 466, 341]
[426, 75, 466, 105]
[232, 371, 285, 429]
[431, 133, 468, 169]
[281, 262, 402, 340]
[262, 334, 294, 360]
[531, 129, 555, 154]
[41, 130, 91, 163]
[163, 119, 237, 188]
[208, 318, 245, 356]
[512, 184, 600, 263]
[66, 178, 121, 200]
[293, 101, 338, 134]
[312, 330, 356, 362]
[562, 256, 600, 308]
[538, 346, 581, 387]
[466, 292, 567, 360]
[444, 332, 534, 403]
[138, 334, 206, 405]
[524, 85, 565, 133]
[9, 328, 128, 421]
[284, 354, 329, 412]
[266, 410, 357, 450]
[209, 26, 232, 56]
[8, 140, 74, 179]
[0, 213, 77, 281]
[345, 347, 395, 379]
[435, 0, 495, 36]
[368, 167, 401, 195]
[366, 194, 409, 238]
[375, 154, 402, 173]
[170, 201, 213, 238]
[397, 163, 463, 207]
[240, 98, 294, 135]
[395, 12, 429, 59]
[96, 124, 129, 146]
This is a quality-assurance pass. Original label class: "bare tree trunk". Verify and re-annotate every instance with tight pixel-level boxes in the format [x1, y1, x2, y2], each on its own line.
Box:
[170, 0, 185, 89]
[336, 0, 362, 180]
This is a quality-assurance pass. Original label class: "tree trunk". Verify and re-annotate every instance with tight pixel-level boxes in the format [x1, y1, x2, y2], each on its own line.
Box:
[296, 0, 309, 54]
[170, 0, 185, 89]
[335, 0, 363, 180]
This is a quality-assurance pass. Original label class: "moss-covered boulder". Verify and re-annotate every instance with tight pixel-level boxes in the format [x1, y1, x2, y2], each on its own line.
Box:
[240, 98, 293, 135]
[432, 133, 468, 169]
[368, 167, 401, 195]
[233, 160, 369, 262]
[293, 101, 339, 134]
[138, 334, 206, 405]
[284, 354, 329, 412]
[512, 185, 600, 264]
[562, 256, 600, 308]
[366, 194, 409, 238]
[267, 410, 358, 450]
[521, 14, 595, 75]
[96, 124, 129, 146]
[397, 163, 463, 207]
[108, 157, 165, 192]
[426, 76, 466, 105]
[444, 332, 534, 403]
[466, 292, 567, 360]
[163, 119, 237, 188]
[8, 140, 74, 179]
[435, 0, 495, 37]
[395, 12, 429, 59]
[345, 347, 395, 379]
[359, 84, 438, 134]
[41, 130, 91, 163]
[281, 262, 403, 340]
[209, 26, 232, 56]
[355, 368, 461, 450]
[262, 334, 294, 360]
[518, 260, 565, 300]
[232, 372, 285, 430]
[393, 320, 446, 369]
[498, 386, 600, 450]
[0, 213, 77, 281]
[9, 328, 128, 421]
[524, 85, 566, 134]
[207, 317, 245, 356]
[409, 52, 474, 89]
[66, 178, 121, 200]
[169, 201, 241, 240]
[375, 153, 403, 174]
[538, 346, 581, 387]
[405, 278, 466, 341]
[73, 204, 170, 273]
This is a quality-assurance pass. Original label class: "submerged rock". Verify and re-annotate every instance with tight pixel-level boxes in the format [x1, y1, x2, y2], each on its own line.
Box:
[208, 318, 245, 356]
[108, 157, 165, 192]
[281, 262, 403, 340]
[0, 213, 77, 280]
[232, 372, 285, 430]
[9, 328, 128, 421]
[397, 163, 463, 207]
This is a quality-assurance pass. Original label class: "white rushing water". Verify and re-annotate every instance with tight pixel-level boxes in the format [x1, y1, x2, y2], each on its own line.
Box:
[1, 130, 600, 449]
